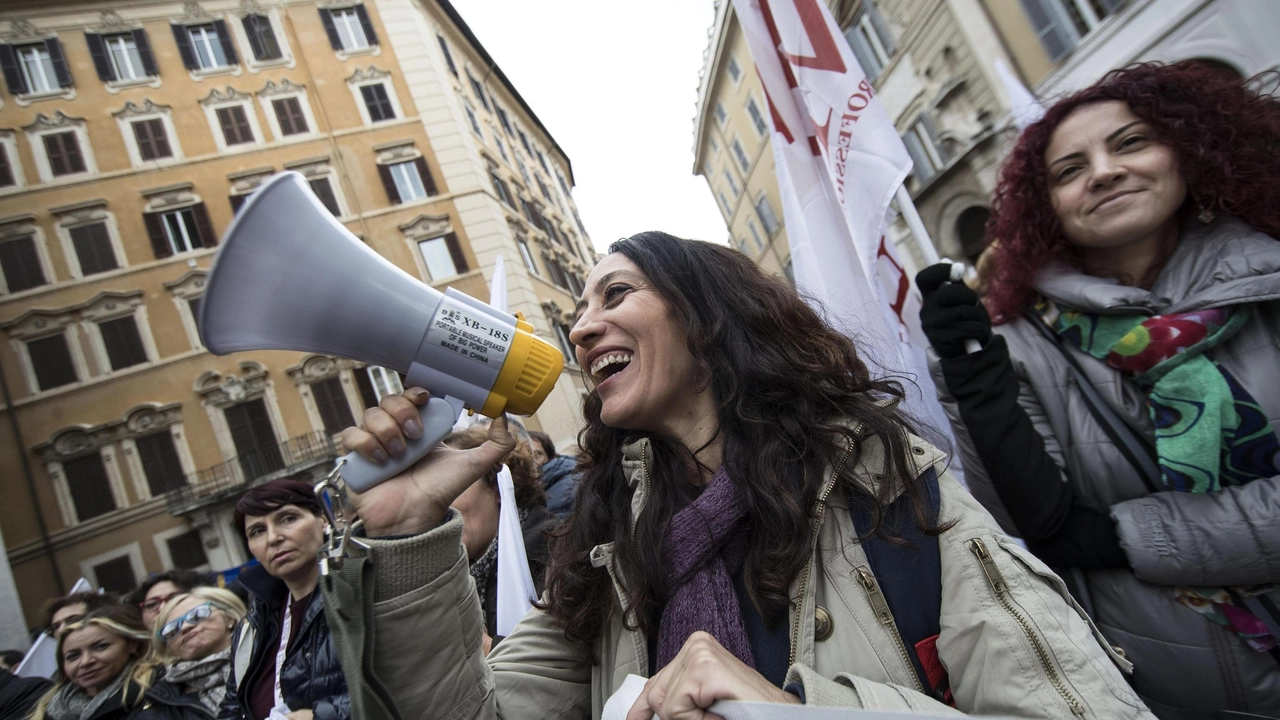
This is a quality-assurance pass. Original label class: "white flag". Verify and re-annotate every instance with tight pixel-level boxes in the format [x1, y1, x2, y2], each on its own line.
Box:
[489, 253, 508, 314]
[495, 464, 537, 637]
[18, 577, 94, 678]
[732, 0, 962, 480]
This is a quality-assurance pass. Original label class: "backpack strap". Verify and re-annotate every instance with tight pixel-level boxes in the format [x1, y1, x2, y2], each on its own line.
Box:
[845, 467, 951, 704]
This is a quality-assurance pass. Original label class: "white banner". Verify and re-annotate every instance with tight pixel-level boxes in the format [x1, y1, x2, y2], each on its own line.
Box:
[495, 464, 537, 637]
[732, 0, 961, 477]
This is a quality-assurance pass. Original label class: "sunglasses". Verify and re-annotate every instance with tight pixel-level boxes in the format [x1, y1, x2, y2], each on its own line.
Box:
[139, 592, 182, 613]
[158, 602, 215, 642]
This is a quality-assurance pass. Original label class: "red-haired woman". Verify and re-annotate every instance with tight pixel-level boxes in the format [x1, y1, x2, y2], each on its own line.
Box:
[920, 61, 1280, 718]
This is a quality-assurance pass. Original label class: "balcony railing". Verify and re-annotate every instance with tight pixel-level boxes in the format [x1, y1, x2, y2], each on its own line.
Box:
[165, 431, 340, 515]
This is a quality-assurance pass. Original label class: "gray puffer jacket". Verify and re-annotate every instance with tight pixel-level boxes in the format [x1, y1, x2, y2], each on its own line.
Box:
[934, 216, 1280, 719]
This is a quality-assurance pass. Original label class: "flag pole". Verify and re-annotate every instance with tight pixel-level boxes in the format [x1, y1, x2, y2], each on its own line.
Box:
[894, 185, 940, 266]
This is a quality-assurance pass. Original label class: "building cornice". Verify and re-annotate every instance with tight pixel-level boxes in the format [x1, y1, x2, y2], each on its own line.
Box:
[692, 0, 735, 173]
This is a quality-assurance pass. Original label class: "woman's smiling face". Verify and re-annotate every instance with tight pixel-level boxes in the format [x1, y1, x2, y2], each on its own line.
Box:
[570, 253, 711, 435]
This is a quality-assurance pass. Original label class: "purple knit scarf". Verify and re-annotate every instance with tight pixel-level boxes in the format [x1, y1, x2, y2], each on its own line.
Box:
[655, 465, 756, 672]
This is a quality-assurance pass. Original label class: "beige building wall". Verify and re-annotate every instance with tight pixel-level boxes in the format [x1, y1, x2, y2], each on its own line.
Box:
[0, 0, 591, 629]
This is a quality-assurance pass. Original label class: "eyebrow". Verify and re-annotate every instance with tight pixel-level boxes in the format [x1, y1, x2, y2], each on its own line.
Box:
[1048, 120, 1146, 169]
[573, 270, 627, 318]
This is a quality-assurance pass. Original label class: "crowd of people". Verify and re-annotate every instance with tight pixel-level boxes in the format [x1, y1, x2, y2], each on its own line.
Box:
[4, 60, 1277, 720]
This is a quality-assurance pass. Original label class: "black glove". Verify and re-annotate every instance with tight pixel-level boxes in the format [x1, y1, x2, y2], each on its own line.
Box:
[1026, 505, 1129, 570]
[916, 263, 992, 359]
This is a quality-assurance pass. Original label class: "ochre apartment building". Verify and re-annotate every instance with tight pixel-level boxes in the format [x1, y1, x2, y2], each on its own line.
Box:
[0, 0, 595, 630]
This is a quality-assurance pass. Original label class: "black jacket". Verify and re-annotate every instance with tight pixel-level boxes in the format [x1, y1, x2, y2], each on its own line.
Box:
[39, 671, 207, 720]
[0, 671, 50, 720]
[218, 566, 349, 720]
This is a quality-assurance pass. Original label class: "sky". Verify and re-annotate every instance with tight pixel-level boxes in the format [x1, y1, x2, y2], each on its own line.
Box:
[448, 0, 731, 251]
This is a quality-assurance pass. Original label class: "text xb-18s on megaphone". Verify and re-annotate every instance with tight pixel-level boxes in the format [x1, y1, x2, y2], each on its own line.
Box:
[199, 171, 564, 491]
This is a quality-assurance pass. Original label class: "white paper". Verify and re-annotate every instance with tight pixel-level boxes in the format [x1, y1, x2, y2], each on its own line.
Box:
[495, 464, 537, 637]
[602, 674, 652, 720]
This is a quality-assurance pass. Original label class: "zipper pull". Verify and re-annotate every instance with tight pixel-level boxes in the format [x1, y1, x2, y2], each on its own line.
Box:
[969, 539, 1009, 594]
[855, 567, 894, 626]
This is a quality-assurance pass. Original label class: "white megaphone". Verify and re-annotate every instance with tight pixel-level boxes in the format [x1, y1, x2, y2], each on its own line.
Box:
[199, 171, 564, 492]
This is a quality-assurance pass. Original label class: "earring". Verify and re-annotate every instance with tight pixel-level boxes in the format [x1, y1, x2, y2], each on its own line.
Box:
[1196, 201, 1216, 224]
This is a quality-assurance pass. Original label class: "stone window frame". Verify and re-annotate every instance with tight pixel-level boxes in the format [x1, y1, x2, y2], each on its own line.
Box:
[0, 213, 55, 296]
[113, 99, 183, 168]
[84, 10, 164, 94]
[318, 1, 383, 61]
[284, 156, 350, 219]
[256, 78, 319, 142]
[37, 426, 131, 527]
[23, 112, 97, 183]
[346, 66, 403, 127]
[153, 524, 212, 572]
[80, 542, 145, 589]
[225, 165, 274, 214]
[115, 402, 196, 503]
[540, 301, 578, 367]
[397, 213, 456, 284]
[164, 268, 208, 350]
[193, 361, 288, 470]
[2, 25, 77, 106]
[77, 290, 158, 378]
[0, 130, 28, 194]
[3, 306, 89, 396]
[230, 4, 295, 73]
[49, 199, 128, 280]
[286, 354, 364, 438]
[198, 86, 263, 154]
[170, 3, 245, 82]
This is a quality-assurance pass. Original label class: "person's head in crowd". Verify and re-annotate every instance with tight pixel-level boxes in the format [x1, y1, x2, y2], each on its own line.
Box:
[41, 591, 119, 640]
[0, 648, 24, 671]
[443, 426, 546, 562]
[154, 587, 246, 663]
[528, 431, 557, 466]
[985, 61, 1280, 321]
[30, 605, 157, 719]
[548, 231, 934, 648]
[125, 568, 213, 631]
[233, 478, 326, 597]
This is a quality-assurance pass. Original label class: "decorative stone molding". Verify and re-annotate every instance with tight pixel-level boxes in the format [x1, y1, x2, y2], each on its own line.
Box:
[398, 214, 452, 241]
[21, 112, 84, 133]
[374, 141, 420, 165]
[90, 10, 143, 33]
[49, 199, 109, 224]
[285, 354, 355, 385]
[0, 213, 38, 240]
[164, 269, 207, 298]
[181, 2, 209, 23]
[226, 167, 274, 193]
[194, 361, 268, 408]
[7, 19, 38, 39]
[506, 217, 529, 235]
[346, 65, 391, 84]
[0, 307, 75, 339]
[282, 156, 329, 178]
[32, 402, 182, 462]
[198, 86, 252, 106]
[541, 301, 571, 325]
[124, 402, 182, 435]
[239, 0, 266, 15]
[78, 290, 144, 323]
[112, 99, 171, 120]
[141, 182, 197, 211]
[256, 78, 305, 98]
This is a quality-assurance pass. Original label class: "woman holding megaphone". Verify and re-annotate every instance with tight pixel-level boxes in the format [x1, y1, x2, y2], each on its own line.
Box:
[330, 231, 1153, 719]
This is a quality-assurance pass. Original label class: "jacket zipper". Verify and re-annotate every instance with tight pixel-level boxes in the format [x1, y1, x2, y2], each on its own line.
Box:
[630, 441, 652, 551]
[855, 566, 923, 693]
[969, 539, 1085, 716]
[789, 433, 857, 667]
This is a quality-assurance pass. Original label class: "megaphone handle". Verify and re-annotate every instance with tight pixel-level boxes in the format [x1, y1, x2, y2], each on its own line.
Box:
[338, 396, 462, 493]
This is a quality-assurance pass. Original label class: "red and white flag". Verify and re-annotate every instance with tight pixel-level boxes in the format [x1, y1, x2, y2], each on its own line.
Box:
[732, 0, 962, 480]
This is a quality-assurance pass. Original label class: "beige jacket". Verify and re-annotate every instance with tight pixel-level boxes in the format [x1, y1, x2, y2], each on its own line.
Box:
[352, 433, 1154, 719]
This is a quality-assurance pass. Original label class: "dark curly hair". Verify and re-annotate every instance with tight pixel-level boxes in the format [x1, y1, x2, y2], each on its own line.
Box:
[986, 61, 1280, 322]
[540, 231, 943, 660]
[443, 425, 546, 509]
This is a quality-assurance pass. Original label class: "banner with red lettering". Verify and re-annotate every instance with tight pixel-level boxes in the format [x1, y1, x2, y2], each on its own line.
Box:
[731, 0, 962, 479]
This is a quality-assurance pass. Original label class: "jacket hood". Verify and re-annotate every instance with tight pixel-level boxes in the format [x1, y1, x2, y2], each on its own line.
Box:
[541, 455, 577, 489]
[1034, 216, 1280, 315]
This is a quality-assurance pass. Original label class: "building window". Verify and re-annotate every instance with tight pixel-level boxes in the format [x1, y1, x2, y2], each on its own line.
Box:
[555, 171, 570, 196]
[322, 6, 376, 52]
[516, 128, 532, 155]
[755, 195, 780, 235]
[27, 334, 77, 390]
[437, 35, 457, 77]
[166, 530, 209, 570]
[715, 102, 728, 126]
[464, 103, 482, 136]
[177, 23, 235, 70]
[417, 233, 467, 280]
[134, 431, 185, 497]
[69, 223, 118, 276]
[359, 366, 403, 406]
[731, 137, 751, 172]
[132, 119, 172, 161]
[718, 191, 733, 215]
[490, 171, 514, 208]
[844, 4, 894, 79]
[311, 377, 356, 435]
[63, 452, 117, 522]
[216, 106, 255, 146]
[517, 238, 539, 276]
[43, 131, 86, 177]
[494, 134, 509, 161]
[85, 31, 157, 82]
[144, 204, 215, 259]
[272, 97, 309, 135]
[727, 56, 742, 82]
[360, 83, 396, 122]
[746, 218, 764, 251]
[379, 158, 437, 204]
[536, 176, 554, 202]
[553, 322, 575, 363]
[903, 116, 948, 182]
[309, 177, 341, 216]
[0, 235, 47, 293]
[225, 398, 284, 480]
[10, 41, 68, 95]
[722, 168, 739, 197]
[92, 555, 136, 593]
[746, 97, 769, 136]
[0, 144, 13, 188]
[467, 71, 491, 111]
[496, 106, 513, 136]
[1020, 0, 1123, 61]
[242, 14, 282, 61]
[98, 315, 148, 371]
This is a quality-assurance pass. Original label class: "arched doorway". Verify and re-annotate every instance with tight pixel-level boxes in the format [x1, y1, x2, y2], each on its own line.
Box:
[955, 206, 990, 259]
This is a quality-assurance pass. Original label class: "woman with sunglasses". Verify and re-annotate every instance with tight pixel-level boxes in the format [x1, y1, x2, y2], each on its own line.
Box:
[28, 604, 209, 720]
[153, 589, 247, 717]
[127, 570, 215, 633]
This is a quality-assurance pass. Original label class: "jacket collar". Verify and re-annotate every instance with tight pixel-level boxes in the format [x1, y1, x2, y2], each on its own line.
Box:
[240, 563, 324, 633]
[1035, 215, 1280, 315]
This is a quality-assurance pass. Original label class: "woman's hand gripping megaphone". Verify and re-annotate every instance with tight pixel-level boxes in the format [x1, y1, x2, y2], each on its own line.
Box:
[340, 387, 516, 537]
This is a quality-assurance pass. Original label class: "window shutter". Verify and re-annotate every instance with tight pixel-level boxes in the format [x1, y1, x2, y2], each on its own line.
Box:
[353, 367, 378, 411]
[212, 19, 238, 64]
[443, 232, 468, 273]
[312, 377, 356, 435]
[413, 156, 437, 196]
[45, 38, 73, 88]
[0, 45, 27, 95]
[28, 334, 77, 390]
[0, 236, 47, 292]
[318, 9, 342, 50]
[144, 212, 172, 259]
[309, 177, 341, 216]
[377, 164, 400, 204]
[243, 15, 265, 60]
[70, 223, 118, 275]
[0, 145, 12, 187]
[63, 453, 116, 521]
[85, 33, 114, 81]
[191, 203, 217, 248]
[354, 5, 378, 46]
[136, 431, 185, 496]
[1018, 0, 1076, 62]
[132, 29, 158, 76]
[99, 316, 148, 370]
[172, 24, 198, 69]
